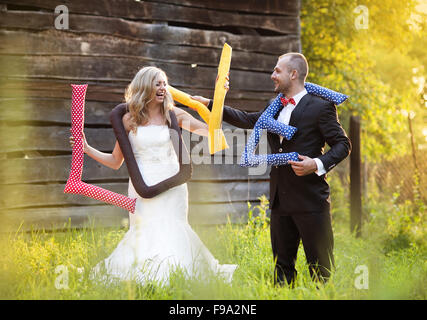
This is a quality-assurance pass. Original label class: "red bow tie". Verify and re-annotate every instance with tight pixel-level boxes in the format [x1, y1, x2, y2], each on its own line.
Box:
[280, 97, 296, 106]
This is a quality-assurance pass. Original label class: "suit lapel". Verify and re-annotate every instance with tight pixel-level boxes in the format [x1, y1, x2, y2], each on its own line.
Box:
[289, 94, 310, 128]
[269, 104, 283, 149]
[273, 104, 284, 120]
[279, 94, 311, 147]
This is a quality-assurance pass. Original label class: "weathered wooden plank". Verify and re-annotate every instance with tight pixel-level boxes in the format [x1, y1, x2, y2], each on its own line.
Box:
[0, 79, 128, 102]
[0, 206, 129, 232]
[0, 30, 279, 73]
[0, 201, 256, 231]
[0, 124, 262, 154]
[0, 180, 269, 210]
[0, 98, 268, 123]
[145, 0, 300, 16]
[1, 183, 129, 209]
[2, 0, 300, 17]
[0, 55, 274, 92]
[0, 80, 274, 111]
[0, 98, 117, 125]
[0, 156, 271, 184]
[0, 11, 300, 54]
[189, 202, 255, 225]
[0, 125, 102, 152]
[1, 0, 299, 34]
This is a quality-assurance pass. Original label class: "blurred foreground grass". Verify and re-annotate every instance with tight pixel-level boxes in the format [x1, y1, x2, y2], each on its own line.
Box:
[0, 195, 425, 300]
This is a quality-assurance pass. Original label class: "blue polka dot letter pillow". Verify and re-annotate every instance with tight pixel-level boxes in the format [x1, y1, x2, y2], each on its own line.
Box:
[305, 82, 348, 105]
[240, 93, 299, 167]
[240, 83, 348, 167]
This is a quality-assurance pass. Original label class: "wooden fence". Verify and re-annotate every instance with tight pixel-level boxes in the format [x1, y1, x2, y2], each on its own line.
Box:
[0, 0, 301, 231]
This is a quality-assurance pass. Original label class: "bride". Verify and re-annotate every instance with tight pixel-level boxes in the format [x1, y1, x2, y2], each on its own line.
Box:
[70, 66, 237, 285]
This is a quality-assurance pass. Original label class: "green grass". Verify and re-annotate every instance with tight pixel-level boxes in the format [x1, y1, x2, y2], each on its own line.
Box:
[0, 197, 426, 300]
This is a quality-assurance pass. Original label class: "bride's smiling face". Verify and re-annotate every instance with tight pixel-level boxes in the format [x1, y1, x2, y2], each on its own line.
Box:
[151, 73, 168, 105]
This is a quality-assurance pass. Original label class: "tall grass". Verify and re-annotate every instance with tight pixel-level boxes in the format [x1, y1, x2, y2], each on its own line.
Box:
[0, 191, 425, 300]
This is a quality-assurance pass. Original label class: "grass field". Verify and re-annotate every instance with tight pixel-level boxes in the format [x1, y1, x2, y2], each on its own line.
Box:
[0, 193, 425, 300]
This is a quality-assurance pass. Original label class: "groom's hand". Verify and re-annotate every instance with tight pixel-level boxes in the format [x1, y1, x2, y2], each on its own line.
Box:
[191, 75, 230, 110]
[289, 155, 317, 176]
[190, 95, 210, 107]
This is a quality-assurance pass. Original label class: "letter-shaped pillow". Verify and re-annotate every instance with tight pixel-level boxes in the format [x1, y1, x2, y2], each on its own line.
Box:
[305, 82, 348, 104]
[64, 84, 192, 214]
[168, 85, 229, 152]
[240, 83, 348, 167]
[240, 93, 299, 167]
[110, 104, 192, 199]
[209, 43, 232, 154]
[64, 84, 137, 213]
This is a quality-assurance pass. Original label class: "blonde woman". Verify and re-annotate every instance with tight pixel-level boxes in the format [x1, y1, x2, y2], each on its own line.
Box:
[71, 66, 237, 285]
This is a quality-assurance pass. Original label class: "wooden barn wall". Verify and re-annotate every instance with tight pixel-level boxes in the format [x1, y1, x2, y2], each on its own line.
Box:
[0, 0, 301, 231]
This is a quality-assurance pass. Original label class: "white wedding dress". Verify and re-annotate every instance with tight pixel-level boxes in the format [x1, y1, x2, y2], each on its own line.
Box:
[91, 125, 237, 285]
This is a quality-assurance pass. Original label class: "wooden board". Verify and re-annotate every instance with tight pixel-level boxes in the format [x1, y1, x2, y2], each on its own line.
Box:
[0, 30, 279, 73]
[0, 81, 274, 111]
[0, 54, 275, 92]
[0, 180, 269, 210]
[0, 98, 266, 123]
[0, 155, 271, 184]
[145, 0, 300, 16]
[0, 11, 300, 55]
[0, 98, 117, 125]
[1, 0, 299, 34]
[0, 123, 272, 155]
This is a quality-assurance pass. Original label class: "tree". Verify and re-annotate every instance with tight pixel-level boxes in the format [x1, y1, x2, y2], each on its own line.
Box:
[300, 0, 426, 161]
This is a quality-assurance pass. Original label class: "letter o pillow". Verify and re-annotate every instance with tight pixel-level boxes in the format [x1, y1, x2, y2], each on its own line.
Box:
[110, 103, 192, 199]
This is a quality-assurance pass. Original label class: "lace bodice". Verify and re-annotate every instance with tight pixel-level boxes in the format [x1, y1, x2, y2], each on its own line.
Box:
[128, 125, 177, 164]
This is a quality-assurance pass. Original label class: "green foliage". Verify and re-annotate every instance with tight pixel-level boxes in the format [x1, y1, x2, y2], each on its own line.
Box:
[328, 171, 350, 226]
[246, 195, 270, 233]
[301, 0, 426, 161]
[383, 191, 426, 252]
[362, 171, 426, 254]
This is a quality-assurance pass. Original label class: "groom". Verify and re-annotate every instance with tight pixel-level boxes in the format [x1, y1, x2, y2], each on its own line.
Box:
[193, 52, 351, 286]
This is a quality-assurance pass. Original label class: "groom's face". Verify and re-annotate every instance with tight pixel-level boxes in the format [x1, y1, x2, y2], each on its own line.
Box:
[271, 57, 292, 95]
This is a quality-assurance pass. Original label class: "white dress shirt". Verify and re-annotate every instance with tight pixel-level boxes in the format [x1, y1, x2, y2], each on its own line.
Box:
[277, 89, 326, 176]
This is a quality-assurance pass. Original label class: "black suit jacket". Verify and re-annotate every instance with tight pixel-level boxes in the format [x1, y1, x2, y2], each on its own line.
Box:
[220, 93, 351, 213]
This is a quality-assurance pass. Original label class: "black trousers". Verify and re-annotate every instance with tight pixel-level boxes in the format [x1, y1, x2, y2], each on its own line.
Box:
[270, 196, 335, 286]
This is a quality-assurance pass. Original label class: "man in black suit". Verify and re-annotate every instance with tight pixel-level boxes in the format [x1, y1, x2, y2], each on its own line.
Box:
[192, 52, 351, 286]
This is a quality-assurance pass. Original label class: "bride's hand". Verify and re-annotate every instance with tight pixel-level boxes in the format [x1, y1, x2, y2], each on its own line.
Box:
[69, 129, 89, 153]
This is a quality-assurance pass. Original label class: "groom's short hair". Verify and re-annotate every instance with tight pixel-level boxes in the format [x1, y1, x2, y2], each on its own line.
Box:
[279, 52, 309, 82]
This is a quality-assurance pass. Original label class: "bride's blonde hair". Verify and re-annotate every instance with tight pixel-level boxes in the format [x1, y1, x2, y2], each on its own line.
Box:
[124, 66, 174, 133]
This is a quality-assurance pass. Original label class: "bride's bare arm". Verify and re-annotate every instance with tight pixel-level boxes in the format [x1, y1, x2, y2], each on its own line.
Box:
[83, 140, 124, 170]
[173, 106, 209, 137]
[69, 113, 131, 170]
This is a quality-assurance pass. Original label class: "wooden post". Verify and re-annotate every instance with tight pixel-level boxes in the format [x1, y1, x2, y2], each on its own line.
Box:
[407, 113, 424, 202]
[350, 116, 362, 237]
[407, 114, 419, 173]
